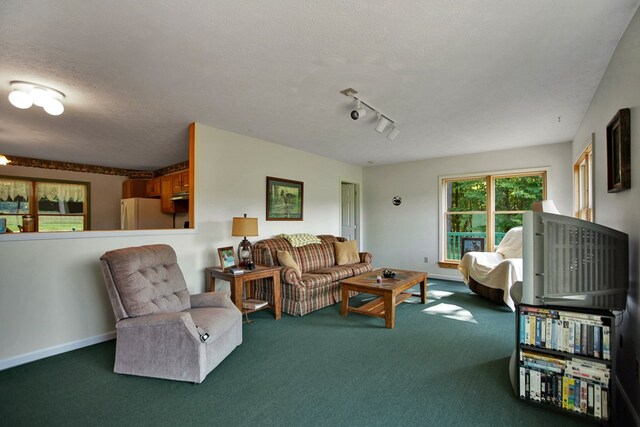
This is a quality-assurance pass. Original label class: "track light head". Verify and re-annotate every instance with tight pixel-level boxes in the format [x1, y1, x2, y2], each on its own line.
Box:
[351, 108, 366, 120]
[387, 125, 400, 141]
[351, 100, 366, 120]
[375, 114, 391, 133]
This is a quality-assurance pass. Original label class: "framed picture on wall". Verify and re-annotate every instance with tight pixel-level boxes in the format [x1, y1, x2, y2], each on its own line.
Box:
[606, 108, 631, 193]
[460, 237, 485, 258]
[266, 176, 304, 221]
[217, 246, 236, 271]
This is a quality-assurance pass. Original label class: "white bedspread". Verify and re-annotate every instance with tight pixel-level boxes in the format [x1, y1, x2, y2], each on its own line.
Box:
[458, 252, 522, 311]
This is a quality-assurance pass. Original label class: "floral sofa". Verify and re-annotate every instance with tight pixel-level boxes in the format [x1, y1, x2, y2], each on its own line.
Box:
[251, 235, 373, 316]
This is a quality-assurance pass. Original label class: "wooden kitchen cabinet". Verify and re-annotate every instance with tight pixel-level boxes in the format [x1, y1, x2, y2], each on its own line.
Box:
[181, 170, 189, 192]
[172, 170, 190, 193]
[122, 179, 146, 199]
[160, 175, 175, 213]
[145, 177, 161, 197]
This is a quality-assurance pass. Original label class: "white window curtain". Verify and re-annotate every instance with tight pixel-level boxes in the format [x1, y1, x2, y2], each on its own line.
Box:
[37, 182, 86, 202]
[0, 179, 30, 201]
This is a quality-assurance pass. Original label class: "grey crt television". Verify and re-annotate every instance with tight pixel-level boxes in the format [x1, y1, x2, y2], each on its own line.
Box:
[522, 211, 629, 311]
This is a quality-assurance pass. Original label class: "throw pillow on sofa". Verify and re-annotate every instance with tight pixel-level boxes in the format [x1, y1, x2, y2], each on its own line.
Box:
[334, 240, 359, 265]
[277, 250, 302, 278]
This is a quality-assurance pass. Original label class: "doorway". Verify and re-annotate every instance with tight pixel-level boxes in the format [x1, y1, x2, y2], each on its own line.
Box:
[340, 181, 360, 246]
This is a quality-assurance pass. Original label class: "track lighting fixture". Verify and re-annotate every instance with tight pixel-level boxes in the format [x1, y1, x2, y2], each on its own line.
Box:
[340, 88, 399, 141]
[8, 81, 65, 116]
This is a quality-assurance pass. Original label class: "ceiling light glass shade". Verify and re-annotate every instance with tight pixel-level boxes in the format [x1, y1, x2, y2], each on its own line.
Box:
[43, 97, 64, 116]
[376, 116, 391, 133]
[30, 88, 49, 107]
[8, 90, 33, 109]
[387, 126, 400, 141]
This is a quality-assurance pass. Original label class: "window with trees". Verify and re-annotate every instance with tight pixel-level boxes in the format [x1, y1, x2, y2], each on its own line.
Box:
[574, 142, 593, 221]
[0, 178, 89, 232]
[440, 170, 546, 264]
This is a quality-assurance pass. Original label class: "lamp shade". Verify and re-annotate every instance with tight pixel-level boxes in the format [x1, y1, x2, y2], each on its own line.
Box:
[232, 217, 258, 237]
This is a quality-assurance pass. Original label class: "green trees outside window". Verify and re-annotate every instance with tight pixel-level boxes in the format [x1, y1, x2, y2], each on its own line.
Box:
[443, 172, 545, 261]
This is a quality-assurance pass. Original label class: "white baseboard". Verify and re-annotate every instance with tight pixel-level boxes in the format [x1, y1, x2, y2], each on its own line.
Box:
[0, 331, 116, 371]
[427, 273, 464, 283]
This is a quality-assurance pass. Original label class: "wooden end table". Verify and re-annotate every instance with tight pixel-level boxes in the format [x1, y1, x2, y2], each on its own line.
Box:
[205, 265, 281, 320]
[341, 268, 427, 328]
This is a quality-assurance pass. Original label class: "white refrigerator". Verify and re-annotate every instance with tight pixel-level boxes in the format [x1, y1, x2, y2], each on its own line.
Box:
[121, 198, 173, 230]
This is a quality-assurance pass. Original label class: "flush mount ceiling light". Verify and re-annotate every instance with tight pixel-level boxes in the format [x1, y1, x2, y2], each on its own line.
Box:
[340, 88, 399, 141]
[8, 81, 65, 116]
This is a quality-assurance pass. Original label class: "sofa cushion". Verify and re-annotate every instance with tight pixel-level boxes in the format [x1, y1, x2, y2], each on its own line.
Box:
[277, 250, 302, 278]
[334, 240, 359, 265]
[253, 236, 302, 267]
[309, 265, 354, 282]
[298, 273, 333, 290]
[295, 236, 337, 272]
[347, 263, 373, 276]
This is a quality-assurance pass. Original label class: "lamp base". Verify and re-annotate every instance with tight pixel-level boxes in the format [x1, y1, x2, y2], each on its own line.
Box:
[237, 238, 252, 268]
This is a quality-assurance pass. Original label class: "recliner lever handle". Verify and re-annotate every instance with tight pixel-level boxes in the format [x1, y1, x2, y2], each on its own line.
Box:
[195, 326, 209, 342]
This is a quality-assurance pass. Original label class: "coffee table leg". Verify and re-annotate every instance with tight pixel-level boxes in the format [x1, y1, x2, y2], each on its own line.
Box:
[341, 285, 349, 318]
[384, 292, 395, 328]
[420, 277, 427, 304]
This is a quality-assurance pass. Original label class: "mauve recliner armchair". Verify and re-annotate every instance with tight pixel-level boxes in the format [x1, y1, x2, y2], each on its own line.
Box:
[100, 244, 242, 383]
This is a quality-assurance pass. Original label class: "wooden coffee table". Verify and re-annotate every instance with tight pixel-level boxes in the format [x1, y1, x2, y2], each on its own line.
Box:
[341, 269, 427, 328]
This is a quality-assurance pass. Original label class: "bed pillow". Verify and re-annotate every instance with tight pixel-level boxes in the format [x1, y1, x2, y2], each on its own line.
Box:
[277, 250, 302, 277]
[334, 240, 360, 265]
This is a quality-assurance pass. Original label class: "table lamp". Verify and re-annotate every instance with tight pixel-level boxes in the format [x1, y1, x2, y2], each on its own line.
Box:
[232, 213, 258, 268]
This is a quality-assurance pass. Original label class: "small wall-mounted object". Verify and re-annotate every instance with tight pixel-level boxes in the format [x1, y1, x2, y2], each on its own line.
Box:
[606, 108, 630, 193]
[392, 196, 402, 206]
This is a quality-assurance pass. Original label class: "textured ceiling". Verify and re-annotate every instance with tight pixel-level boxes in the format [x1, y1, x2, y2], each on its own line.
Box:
[0, 0, 638, 170]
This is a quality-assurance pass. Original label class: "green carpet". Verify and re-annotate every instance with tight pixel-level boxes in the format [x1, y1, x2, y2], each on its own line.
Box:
[0, 280, 595, 426]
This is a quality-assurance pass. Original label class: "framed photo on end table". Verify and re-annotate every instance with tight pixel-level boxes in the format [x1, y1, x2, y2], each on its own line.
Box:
[217, 246, 236, 271]
[266, 176, 304, 221]
[460, 237, 484, 258]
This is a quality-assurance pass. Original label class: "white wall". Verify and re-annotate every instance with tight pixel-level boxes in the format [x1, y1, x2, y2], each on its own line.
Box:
[195, 125, 362, 245]
[2, 165, 126, 230]
[362, 142, 573, 279]
[0, 123, 361, 367]
[571, 7, 640, 420]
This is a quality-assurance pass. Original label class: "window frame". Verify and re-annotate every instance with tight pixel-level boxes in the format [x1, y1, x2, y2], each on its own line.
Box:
[439, 168, 547, 267]
[573, 138, 593, 222]
[0, 176, 91, 232]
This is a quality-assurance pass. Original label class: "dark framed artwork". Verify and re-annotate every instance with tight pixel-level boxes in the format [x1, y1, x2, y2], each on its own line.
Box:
[606, 108, 631, 193]
[460, 237, 485, 258]
[266, 176, 303, 221]
[217, 246, 236, 271]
